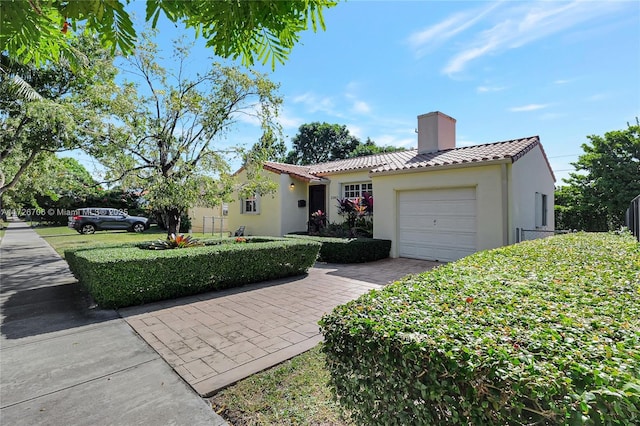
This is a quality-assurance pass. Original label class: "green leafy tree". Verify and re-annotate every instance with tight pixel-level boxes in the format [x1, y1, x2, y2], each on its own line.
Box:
[91, 38, 282, 236]
[285, 122, 360, 165]
[345, 137, 406, 158]
[555, 121, 640, 231]
[0, 36, 117, 195]
[0, 154, 100, 217]
[249, 128, 287, 163]
[1, 0, 337, 69]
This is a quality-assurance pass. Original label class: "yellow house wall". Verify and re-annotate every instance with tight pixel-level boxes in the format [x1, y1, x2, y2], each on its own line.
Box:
[188, 205, 230, 235]
[372, 165, 506, 258]
[280, 174, 309, 234]
[225, 169, 283, 236]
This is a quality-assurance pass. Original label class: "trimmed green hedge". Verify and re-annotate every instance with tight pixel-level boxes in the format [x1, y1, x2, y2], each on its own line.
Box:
[285, 235, 390, 263]
[66, 237, 321, 308]
[320, 233, 640, 425]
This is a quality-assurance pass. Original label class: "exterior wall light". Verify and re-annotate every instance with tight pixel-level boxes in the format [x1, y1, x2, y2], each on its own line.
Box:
[290, 182, 295, 190]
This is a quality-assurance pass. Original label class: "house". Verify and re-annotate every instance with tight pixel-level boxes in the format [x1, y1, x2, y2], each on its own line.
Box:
[203, 111, 555, 262]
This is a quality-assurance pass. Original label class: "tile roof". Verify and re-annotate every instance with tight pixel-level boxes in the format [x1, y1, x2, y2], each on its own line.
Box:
[263, 162, 323, 182]
[263, 136, 555, 181]
[370, 136, 543, 173]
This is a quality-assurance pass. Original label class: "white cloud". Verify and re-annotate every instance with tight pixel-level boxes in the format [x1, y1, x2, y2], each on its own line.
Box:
[477, 85, 506, 93]
[509, 104, 549, 112]
[346, 124, 364, 139]
[291, 92, 337, 115]
[441, 1, 626, 75]
[554, 79, 572, 85]
[352, 100, 371, 114]
[277, 109, 304, 130]
[407, 2, 503, 57]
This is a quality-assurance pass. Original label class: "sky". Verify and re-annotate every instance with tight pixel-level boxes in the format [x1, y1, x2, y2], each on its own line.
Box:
[76, 0, 640, 186]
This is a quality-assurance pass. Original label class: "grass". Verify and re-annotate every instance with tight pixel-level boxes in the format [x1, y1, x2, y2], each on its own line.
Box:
[34, 225, 228, 256]
[210, 344, 352, 426]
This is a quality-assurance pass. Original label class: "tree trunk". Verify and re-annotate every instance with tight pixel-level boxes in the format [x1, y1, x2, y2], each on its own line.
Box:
[161, 207, 182, 238]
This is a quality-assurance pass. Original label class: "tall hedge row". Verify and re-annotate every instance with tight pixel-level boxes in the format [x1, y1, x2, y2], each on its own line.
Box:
[66, 238, 321, 308]
[320, 233, 640, 425]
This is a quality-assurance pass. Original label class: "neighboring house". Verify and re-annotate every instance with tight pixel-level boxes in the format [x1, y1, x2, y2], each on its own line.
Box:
[208, 111, 555, 262]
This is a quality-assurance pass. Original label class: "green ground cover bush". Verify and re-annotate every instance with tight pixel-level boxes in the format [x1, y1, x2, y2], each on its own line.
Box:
[66, 237, 320, 308]
[285, 235, 390, 263]
[320, 232, 640, 425]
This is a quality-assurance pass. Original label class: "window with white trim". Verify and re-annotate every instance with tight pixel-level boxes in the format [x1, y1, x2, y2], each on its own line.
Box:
[241, 194, 260, 214]
[535, 192, 548, 227]
[343, 182, 373, 200]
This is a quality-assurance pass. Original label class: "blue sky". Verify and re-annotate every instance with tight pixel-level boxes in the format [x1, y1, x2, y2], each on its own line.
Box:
[77, 0, 640, 185]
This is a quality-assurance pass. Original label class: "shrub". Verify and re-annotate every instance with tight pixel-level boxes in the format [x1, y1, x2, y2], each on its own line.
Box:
[286, 235, 390, 263]
[66, 237, 321, 308]
[147, 234, 204, 250]
[320, 232, 640, 425]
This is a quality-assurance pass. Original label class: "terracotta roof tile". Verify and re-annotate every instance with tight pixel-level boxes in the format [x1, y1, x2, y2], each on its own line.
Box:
[370, 136, 543, 173]
[262, 136, 555, 181]
[263, 162, 323, 182]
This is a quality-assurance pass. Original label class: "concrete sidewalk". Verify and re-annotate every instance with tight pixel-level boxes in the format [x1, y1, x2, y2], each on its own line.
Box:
[0, 222, 226, 425]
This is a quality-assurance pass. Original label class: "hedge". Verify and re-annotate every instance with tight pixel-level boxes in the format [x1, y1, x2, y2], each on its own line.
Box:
[285, 235, 391, 263]
[319, 232, 640, 425]
[66, 237, 321, 308]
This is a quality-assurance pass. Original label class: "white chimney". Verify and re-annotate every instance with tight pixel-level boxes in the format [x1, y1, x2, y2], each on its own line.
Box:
[417, 111, 456, 154]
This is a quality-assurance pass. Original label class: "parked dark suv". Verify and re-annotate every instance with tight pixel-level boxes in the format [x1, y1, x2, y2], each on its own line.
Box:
[68, 208, 150, 234]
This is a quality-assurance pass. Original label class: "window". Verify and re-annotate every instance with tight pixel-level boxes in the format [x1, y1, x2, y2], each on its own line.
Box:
[241, 194, 260, 214]
[343, 182, 373, 200]
[535, 192, 548, 227]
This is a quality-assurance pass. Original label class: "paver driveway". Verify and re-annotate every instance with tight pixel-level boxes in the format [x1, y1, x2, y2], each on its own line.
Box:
[120, 258, 439, 397]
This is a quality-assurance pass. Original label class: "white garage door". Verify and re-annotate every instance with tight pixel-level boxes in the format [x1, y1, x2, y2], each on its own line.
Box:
[398, 188, 477, 262]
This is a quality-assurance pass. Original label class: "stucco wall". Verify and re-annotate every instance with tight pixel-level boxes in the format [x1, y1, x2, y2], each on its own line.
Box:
[279, 174, 309, 234]
[509, 144, 556, 239]
[225, 169, 283, 236]
[188, 206, 229, 235]
[372, 164, 506, 258]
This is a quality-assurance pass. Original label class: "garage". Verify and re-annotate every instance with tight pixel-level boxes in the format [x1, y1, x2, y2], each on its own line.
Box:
[398, 187, 477, 262]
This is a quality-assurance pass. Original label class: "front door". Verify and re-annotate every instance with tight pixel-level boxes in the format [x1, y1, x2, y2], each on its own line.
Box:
[308, 185, 326, 223]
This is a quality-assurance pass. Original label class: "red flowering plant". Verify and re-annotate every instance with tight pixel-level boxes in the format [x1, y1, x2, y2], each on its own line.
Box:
[235, 237, 247, 243]
[337, 194, 374, 236]
[309, 210, 326, 235]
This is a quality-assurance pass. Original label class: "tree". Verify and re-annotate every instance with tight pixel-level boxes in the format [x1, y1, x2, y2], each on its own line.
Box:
[555, 121, 640, 231]
[0, 36, 117, 195]
[90, 38, 282, 236]
[345, 137, 406, 158]
[1, 0, 337, 69]
[249, 128, 287, 163]
[285, 122, 359, 165]
[0, 154, 99, 216]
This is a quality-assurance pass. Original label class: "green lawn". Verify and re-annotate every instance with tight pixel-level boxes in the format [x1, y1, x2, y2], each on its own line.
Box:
[210, 344, 352, 426]
[34, 225, 223, 256]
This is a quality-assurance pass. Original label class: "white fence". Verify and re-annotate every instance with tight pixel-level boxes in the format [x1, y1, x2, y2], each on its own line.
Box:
[200, 216, 228, 237]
